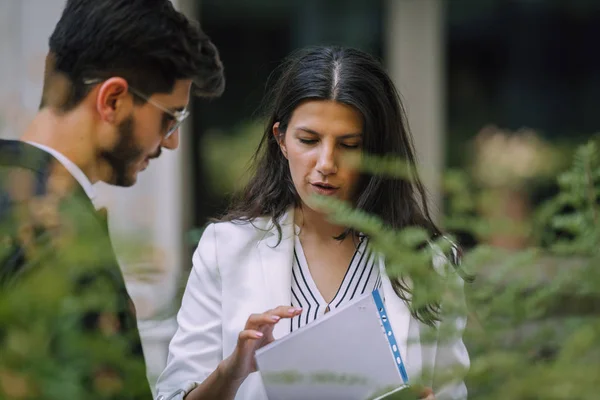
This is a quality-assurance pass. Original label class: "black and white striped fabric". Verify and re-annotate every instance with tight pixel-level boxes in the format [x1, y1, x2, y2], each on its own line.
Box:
[290, 235, 382, 332]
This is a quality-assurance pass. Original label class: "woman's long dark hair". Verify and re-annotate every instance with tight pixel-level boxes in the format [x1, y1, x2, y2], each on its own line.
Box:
[221, 46, 458, 325]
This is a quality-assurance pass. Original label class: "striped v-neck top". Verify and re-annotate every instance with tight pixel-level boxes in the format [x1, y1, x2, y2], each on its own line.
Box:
[290, 234, 382, 332]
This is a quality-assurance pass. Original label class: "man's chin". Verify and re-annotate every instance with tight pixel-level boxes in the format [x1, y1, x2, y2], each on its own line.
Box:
[117, 178, 137, 188]
[109, 171, 138, 188]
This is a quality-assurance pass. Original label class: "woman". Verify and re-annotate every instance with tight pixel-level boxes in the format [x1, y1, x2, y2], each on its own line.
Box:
[155, 47, 469, 400]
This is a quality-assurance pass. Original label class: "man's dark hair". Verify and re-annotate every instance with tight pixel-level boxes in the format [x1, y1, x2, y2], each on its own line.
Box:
[41, 0, 225, 111]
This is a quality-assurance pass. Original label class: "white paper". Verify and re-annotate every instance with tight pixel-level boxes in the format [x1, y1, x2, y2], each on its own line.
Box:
[255, 290, 406, 400]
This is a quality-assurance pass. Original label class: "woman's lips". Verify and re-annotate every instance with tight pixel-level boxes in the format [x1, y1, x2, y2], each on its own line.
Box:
[311, 183, 339, 196]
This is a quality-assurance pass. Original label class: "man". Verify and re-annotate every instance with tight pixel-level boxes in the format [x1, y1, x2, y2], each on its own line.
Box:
[0, 0, 224, 398]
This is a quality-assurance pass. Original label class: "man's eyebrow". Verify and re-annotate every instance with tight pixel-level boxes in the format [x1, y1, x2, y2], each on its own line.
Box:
[297, 127, 363, 139]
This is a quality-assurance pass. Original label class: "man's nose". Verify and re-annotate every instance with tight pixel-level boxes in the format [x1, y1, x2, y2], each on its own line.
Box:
[161, 129, 179, 150]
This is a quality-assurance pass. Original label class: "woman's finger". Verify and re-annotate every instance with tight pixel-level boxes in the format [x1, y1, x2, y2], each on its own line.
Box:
[418, 387, 435, 399]
[238, 329, 264, 342]
[245, 313, 283, 329]
[245, 307, 302, 329]
[267, 305, 303, 319]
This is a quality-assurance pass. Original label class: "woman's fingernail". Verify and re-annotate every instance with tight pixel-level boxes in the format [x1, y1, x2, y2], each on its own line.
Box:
[289, 307, 302, 313]
[271, 315, 281, 322]
[255, 332, 264, 338]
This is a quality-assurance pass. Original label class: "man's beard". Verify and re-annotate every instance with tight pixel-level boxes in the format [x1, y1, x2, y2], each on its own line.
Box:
[101, 115, 146, 187]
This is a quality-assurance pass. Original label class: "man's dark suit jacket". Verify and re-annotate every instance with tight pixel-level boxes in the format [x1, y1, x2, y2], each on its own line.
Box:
[0, 139, 152, 399]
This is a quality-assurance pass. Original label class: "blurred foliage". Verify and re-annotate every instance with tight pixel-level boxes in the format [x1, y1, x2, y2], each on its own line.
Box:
[470, 125, 568, 190]
[197, 122, 599, 397]
[1, 114, 598, 399]
[202, 120, 264, 195]
[534, 140, 600, 255]
[313, 138, 600, 399]
[188, 120, 263, 245]
[0, 193, 151, 399]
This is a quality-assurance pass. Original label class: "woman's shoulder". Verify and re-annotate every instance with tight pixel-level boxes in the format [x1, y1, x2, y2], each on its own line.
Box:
[210, 216, 272, 238]
[427, 236, 475, 286]
[197, 214, 280, 250]
[193, 215, 287, 273]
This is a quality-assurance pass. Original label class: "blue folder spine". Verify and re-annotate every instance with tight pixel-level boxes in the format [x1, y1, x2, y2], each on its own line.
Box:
[372, 289, 409, 384]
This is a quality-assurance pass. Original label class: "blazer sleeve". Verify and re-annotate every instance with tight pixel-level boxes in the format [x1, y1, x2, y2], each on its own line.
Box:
[431, 246, 470, 400]
[155, 223, 222, 400]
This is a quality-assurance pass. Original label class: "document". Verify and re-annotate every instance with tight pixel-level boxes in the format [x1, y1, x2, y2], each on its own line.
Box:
[255, 289, 411, 400]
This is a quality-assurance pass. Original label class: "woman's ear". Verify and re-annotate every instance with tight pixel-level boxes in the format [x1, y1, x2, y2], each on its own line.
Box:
[273, 122, 288, 159]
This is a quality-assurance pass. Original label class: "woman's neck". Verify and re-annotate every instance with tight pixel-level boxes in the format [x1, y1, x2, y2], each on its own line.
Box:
[294, 204, 349, 241]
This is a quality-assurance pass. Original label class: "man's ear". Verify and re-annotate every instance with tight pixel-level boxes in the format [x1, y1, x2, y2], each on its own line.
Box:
[95, 77, 132, 124]
[273, 122, 288, 159]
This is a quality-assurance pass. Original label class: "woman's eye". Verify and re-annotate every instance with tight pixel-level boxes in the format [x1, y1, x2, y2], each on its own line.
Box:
[341, 143, 361, 149]
[299, 138, 318, 145]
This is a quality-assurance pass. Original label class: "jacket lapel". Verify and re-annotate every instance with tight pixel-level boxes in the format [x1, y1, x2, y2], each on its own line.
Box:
[257, 209, 296, 339]
[0, 140, 97, 217]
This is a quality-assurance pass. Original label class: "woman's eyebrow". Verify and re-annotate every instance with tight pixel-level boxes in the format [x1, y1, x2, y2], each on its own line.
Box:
[296, 127, 362, 139]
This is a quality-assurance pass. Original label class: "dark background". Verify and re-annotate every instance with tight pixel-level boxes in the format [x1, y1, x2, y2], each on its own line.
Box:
[191, 0, 600, 229]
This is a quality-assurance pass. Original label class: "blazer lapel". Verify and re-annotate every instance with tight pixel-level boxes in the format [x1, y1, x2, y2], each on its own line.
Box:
[0, 140, 97, 217]
[257, 209, 296, 339]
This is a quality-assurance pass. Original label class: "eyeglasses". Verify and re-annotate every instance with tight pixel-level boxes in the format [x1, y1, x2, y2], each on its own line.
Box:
[83, 78, 190, 139]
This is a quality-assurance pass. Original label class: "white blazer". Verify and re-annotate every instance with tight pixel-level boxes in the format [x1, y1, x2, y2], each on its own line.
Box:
[155, 210, 469, 400]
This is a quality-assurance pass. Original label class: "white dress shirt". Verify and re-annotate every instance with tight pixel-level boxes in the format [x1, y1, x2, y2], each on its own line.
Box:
[26, 141, 97, 207]
[290, 234, 381, 331]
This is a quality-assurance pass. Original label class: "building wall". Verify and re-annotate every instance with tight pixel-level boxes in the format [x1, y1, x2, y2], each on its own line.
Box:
[0, 0, 64, 139]
[385, 0, 445, 222]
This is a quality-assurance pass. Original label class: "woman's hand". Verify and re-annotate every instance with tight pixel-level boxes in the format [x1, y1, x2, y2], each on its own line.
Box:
[220, 306, 302, 384]
[186, 307, 300, 400]
[418, 387, 435, 400]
